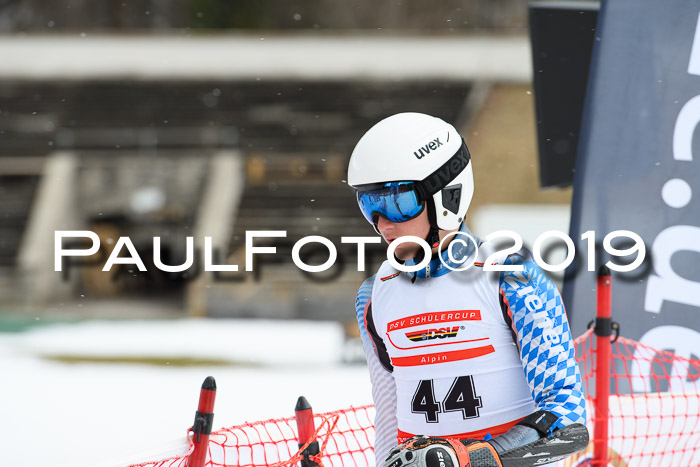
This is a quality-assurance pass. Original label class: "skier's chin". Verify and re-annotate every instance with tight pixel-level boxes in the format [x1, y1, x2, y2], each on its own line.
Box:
[393, 244, 421, 262]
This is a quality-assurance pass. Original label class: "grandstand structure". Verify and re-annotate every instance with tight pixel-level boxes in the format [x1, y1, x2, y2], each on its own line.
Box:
[0, 35, 530, 319]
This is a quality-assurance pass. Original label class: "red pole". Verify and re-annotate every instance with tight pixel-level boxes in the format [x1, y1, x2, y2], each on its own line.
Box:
[593, 267, 611, 466]
[295, 396, 320, 467]
[188, 376, 217, 467]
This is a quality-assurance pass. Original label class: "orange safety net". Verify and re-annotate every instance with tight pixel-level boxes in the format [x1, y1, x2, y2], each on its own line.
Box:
[130, 330, 700, 467]
[129, 405, 375, 467]
[568, 329, 700, 466]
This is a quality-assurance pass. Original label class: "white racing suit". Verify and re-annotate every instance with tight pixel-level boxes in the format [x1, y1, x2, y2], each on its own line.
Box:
[354, 226, 586, 463]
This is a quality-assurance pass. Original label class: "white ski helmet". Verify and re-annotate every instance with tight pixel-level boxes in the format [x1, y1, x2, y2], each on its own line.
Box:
[348, 112, 474, 245]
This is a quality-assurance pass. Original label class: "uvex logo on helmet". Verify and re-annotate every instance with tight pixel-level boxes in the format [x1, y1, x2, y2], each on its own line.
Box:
[413, 137, 443, 159]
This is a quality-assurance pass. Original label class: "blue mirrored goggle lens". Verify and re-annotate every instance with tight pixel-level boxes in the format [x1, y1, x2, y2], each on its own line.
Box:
[356, 183, 424, 224]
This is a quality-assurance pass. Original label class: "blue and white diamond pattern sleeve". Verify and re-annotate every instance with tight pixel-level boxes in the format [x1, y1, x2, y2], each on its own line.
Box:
[355, 275, 398, 461]
[499, 256, 586, 432]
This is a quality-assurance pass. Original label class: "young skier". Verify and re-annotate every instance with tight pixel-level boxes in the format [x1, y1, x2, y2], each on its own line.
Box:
[348, 113, 588, 467]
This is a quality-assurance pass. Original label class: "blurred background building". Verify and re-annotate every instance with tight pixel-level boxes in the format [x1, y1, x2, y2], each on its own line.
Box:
[0, 0, 576, 325]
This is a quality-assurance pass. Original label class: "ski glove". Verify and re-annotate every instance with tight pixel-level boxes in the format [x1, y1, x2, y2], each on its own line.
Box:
[382, 435, 502, 467]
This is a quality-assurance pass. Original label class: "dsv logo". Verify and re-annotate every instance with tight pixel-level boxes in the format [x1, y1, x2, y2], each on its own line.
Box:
[406, 326, 461, 342]
[413, 137, 443, 159]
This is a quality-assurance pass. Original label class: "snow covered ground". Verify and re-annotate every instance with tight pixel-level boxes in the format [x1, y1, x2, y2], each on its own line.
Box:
[0, 318, 373, 467]
[4, 316, 698, 467]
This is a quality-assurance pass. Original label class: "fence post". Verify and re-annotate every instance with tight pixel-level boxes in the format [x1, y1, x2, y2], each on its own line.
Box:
[295, 396, 320, 467]
[593, 266, 612, 466]
[188, 376, 217, 467]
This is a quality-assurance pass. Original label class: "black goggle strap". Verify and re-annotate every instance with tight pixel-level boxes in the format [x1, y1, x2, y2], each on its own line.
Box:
[426, 201, 440, 248]
[414, 139, 471, 202]
[416, 139, 470, 250]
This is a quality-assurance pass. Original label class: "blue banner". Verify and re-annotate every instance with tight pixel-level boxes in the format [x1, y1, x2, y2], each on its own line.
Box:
[564, 0, 700, 372]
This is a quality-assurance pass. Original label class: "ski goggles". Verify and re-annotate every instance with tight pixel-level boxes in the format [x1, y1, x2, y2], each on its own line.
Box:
[356, 181, 425, 225]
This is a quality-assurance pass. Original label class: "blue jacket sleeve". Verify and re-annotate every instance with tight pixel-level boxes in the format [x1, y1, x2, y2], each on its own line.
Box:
[499, 254, 587, 432]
